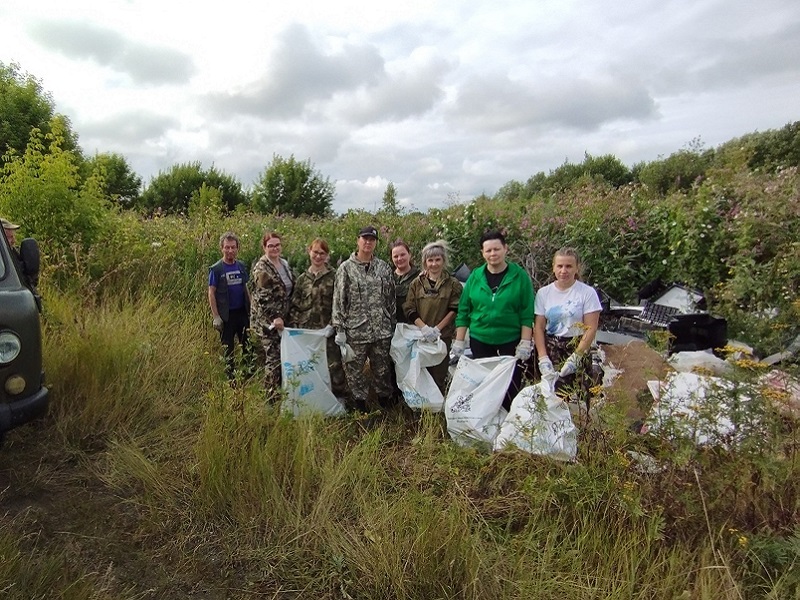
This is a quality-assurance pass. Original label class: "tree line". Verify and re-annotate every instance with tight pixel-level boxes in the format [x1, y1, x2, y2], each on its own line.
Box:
[2, 61, 799, 220]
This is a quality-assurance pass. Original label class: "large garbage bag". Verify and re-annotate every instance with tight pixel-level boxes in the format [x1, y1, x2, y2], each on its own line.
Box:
[390, 324, 447, 411]
[445, 355, 516, 446]
[281, 327, 347, 417]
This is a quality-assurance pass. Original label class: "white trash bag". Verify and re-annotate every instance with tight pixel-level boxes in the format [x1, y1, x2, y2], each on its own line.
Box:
[445, 355, 516, 447]
[494, 378, 577, 461]
[390, 324, 447, 411]
[281, 327, 347, 417]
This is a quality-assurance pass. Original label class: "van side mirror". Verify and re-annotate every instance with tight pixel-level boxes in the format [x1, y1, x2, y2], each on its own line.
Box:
[19, 238, 41, 279]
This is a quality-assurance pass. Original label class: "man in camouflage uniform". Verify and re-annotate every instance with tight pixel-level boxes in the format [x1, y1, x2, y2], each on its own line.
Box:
[332, 226, 396, 413]
[287, 238, 348, 399]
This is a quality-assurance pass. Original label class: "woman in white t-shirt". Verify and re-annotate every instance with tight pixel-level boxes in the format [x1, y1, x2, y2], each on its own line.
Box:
[533, 248, 602, 403]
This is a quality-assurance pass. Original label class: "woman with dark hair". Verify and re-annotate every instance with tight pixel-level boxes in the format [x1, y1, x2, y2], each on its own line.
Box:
[452, 230, 534, 410]
[403, 240, 462, 393]
[288, 238, 348, 399]
[390, 239, 420, 323]
[251, 231, 295, 397]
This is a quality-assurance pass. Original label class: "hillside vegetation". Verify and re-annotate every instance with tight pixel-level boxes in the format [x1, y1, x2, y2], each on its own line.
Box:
[0, 123, 798, 598]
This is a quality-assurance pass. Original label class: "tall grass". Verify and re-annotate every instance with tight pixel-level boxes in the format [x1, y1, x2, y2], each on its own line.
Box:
[3, 170, 798, 596]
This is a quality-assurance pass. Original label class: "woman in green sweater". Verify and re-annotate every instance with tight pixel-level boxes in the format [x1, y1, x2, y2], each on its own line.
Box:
[452, 230, 535, 410]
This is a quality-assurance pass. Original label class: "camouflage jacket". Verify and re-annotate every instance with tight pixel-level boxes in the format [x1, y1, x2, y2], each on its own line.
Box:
[250, 255, 294, 338]
[332, 252, 395, 343]
[287, 265, 335, 329]
[393, 266, 421, 323]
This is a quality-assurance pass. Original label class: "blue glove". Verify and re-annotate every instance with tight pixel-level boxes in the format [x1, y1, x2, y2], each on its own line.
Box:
[450, 339, 466, 360]
[421, 325, 440, 343]
[514, 339, 532, 361]
[538, 356, 556, 377]
[559, 352, 581, 377]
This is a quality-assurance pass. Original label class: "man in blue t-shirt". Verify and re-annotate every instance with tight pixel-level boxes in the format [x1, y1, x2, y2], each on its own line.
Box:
[208, 232, 252, 379]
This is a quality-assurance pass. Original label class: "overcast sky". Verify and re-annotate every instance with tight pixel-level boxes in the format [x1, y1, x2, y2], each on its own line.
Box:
[1, 0, 798, 213]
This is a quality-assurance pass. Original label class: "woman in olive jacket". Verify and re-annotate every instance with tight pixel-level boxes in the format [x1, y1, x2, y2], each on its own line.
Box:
[403, 240, 462, 393]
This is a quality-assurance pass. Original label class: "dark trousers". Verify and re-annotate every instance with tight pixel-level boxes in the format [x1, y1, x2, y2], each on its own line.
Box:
[469, 336, 522, 411]
[220, 307, 251, 379]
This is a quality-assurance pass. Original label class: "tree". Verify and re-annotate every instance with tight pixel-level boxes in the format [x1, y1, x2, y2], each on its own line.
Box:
[136, 162, 248, 214]
[251, 154, 334, 217]
[635, 145, 714, 195]
[81, 152, 142, 208]
[0, 61, 80, 156]
[380, 182, 399, 216]
[494, 180, 525, 202]
[0, 118, 109, 250]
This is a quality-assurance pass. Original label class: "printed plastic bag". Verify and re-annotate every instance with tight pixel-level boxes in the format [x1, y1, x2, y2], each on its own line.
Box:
[494, 378, 577, 461]
[445, 355, 516, 446]
[281, 327, 346, 417]
[390, 324, 447, 411]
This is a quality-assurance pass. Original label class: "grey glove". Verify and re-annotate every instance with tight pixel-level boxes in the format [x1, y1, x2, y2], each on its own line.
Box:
[335, 331, 347, 347]
[421, 325, 440, 343]
[212, 316, 224, 331]
[450, 339, 466, 360]
[514, 339, 532, 361]
[559, 352, 581, 377]
[538, 356, 556, 378]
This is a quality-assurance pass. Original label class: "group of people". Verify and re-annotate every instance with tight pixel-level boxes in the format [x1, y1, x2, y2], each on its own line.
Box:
[208, 225, 602, 412]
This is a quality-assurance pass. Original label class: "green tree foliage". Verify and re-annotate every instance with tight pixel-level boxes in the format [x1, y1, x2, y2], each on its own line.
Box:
[0, 61, 80, 156]
[507, 153, 632, 200]
[744, 121, 800, 172]
[0, 119, 109, 250]
[494, 180, 525, 202]
[251, 154, 334, 217]
[81, 152, 142, 208]
[137, 162, 248, 215]
[634, 139, 715, 195]
[380, 181, 399, 216]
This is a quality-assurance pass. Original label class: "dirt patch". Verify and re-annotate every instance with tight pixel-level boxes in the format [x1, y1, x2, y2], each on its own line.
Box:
[601, 341, 672, 422]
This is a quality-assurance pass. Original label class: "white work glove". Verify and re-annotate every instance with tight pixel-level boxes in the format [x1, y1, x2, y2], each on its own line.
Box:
[538, 356, 556, 378]
[335, 331, 347, 347]
[514, 339, 532, 361]
[450, 339, 466, 360]
[212, 316, 224, 331]
[321, 325, 335, 338]
[421, 325, 440, 343]
[559, 352, 581, 377]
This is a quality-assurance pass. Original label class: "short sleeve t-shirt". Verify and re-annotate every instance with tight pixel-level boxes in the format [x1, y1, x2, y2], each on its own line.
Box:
[535, 280, 602, 338]
[209, 261, 248, 310]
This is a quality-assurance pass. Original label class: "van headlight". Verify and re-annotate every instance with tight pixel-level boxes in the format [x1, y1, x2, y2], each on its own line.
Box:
[0, 332, 22, 364]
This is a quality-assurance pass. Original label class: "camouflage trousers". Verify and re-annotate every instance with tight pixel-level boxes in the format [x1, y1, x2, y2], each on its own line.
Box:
[343, 338, 395, 412]
[524, 335, 601, 409]
[326, 336, 348, 398]
[258, 329, 282, 400]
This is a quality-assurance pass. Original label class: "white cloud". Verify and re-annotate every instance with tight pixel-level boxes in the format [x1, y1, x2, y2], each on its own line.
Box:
[1, 0, 798, 214]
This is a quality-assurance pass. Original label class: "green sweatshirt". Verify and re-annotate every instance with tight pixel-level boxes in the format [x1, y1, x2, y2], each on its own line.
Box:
[455, 262, 534, 345]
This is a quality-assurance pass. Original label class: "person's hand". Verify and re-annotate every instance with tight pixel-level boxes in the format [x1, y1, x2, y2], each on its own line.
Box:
[335, 330, 347, 347]
[272, 317, 285, 331]
[450, 339, 466, 360]
[538, 356, 555, 378]
[559, 352, 581, 377]
[321, 325, 335, 337]
[514, 339, 532, 361]
[421, 325, 440, 343]
[212, 316, 224, 331]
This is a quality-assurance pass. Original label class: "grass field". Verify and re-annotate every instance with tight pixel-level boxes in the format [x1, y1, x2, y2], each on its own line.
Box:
[1, 282, 797, 599]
